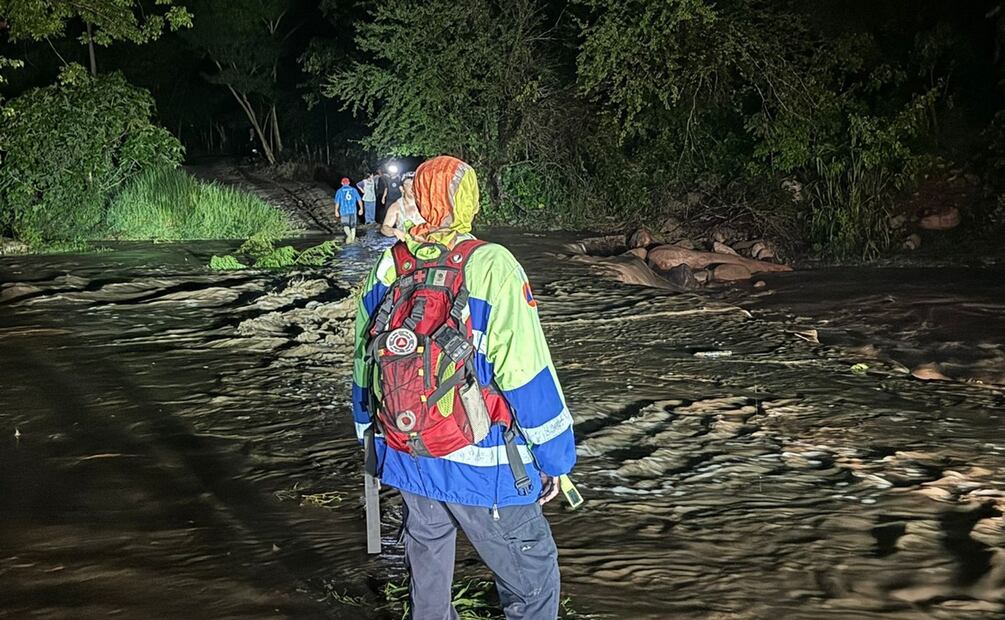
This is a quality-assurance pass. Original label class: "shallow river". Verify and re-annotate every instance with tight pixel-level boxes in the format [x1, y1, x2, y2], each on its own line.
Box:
[1, 230, 1003, 619]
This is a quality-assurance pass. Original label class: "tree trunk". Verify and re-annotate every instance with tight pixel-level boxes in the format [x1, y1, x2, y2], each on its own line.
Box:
[86, 22, 97, 76]
[227, 87, 276, 165]
[215, 123, 227, 153]
[270, 104, 284, 155]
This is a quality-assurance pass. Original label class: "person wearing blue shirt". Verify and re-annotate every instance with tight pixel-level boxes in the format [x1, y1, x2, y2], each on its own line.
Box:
[334, 177, 363, 243]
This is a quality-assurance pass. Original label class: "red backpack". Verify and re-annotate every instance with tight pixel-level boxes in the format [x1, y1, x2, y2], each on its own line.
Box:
[365, 240, 520, 462]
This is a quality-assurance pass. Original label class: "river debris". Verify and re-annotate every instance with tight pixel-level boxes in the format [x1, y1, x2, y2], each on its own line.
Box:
[565, 229, 792, 289]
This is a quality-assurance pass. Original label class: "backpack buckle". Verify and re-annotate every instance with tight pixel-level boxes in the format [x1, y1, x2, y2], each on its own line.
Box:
[432, 325, 473, 363]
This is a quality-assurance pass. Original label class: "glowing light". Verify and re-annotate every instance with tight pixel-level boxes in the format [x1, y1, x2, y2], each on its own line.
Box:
[387, 163, 400, 175]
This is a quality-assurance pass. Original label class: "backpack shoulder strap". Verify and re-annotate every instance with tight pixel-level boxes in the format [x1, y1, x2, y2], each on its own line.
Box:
[390, 241, 416, 276]
[445, 239, 486, 294]
[450, 238, 487, 262]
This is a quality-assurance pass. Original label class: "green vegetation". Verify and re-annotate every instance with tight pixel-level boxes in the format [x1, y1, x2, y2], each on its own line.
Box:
[312, 0, 1004, 259]
[209, 254, 248, 271]
[182, 0, 296, 165]
[106, 167, 292, 241]
[318, 0, 565, 211]
[0, 70, 184, 245]
[2, 1, 1003, 260]
[0, 0, 191, 46]
[577, 0, 944, 258]
[0, 0, 190, 81]
[380, 579, 582, 620]
[210, 233, 336, 271]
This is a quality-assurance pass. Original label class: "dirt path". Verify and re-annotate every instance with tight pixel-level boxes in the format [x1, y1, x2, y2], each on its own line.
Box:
[187, 158, 340, 234]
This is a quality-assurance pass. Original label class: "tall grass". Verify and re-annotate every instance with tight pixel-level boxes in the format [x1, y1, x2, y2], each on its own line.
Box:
[105, 167, 293, 241]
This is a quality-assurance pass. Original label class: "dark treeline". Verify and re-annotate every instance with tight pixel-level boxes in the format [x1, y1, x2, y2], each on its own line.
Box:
[2, 1, 1004, 257]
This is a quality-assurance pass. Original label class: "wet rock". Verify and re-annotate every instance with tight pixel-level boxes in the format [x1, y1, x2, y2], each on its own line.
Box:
[903, 233, 922, 251]
[753, 280, 767, 288]
[666, 264, 698, 289]
[912, 363, 949, 381]
[624, 247, 648, 260]
[712, 264, 752, 282]
[919, 207, 960, 231]
[692, 269, 710, 284]
[712, 241, 738, 256]
[627, 228, 654, 249]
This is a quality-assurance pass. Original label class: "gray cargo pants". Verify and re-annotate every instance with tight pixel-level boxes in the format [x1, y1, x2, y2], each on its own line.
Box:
[399, 490, 561, 620]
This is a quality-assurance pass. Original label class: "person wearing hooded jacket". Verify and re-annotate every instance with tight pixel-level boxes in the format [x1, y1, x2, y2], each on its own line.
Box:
[351, 156, 576, 620]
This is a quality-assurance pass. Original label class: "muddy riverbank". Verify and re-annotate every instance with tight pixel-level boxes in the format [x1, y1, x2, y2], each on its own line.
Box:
[1, 229, 1003, 619]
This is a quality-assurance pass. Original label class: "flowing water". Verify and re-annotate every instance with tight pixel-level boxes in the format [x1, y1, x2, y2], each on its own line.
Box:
[1, 231, 1003, 619]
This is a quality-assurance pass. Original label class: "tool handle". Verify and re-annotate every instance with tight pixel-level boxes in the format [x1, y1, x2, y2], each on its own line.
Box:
[364, 473, 381, 554]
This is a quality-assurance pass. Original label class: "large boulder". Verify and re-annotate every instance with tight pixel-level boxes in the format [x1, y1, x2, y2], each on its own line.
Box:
[919, 207, 960, 231]
[647, 244, 792, 274]
[712, 264, 752, 282]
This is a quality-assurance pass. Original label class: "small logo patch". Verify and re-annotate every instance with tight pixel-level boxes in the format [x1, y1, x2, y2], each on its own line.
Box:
[387, 328, 418, 355]
[522, 282, 538, 308]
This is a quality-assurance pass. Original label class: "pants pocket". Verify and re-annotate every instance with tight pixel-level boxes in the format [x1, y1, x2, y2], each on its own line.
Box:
[502, 511, 558, 597]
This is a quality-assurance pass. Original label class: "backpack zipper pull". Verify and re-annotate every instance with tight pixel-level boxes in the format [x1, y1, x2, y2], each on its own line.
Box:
[491, 504, 500, 521]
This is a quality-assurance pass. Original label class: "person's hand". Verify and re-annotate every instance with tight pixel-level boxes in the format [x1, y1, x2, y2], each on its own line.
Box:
[538, 473, 559, 505]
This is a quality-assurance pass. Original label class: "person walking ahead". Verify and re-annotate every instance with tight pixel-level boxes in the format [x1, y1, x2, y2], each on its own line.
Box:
[358, 172, 378, 225]
[334, 177, 363, 243]
[352, 156, 576, 620]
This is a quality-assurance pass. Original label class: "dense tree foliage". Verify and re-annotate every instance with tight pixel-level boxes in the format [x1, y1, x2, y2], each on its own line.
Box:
[315, 0, 572, 210]
[0, 0, 191, 76]
[0, 70, 183, 244]
[1, 0, 1003, 256]
[184, 0, 305, 164]
[0, 0, 191, 43]
[578, 0, 945, 255]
